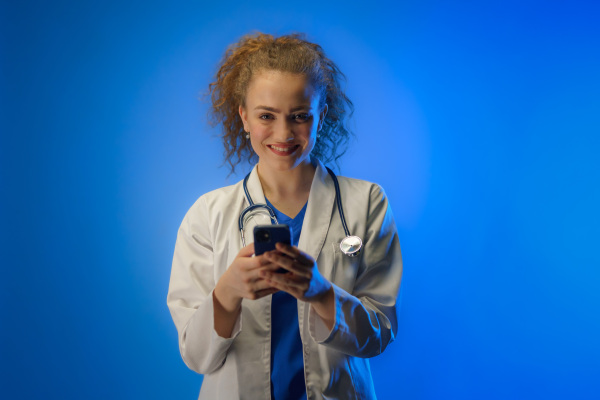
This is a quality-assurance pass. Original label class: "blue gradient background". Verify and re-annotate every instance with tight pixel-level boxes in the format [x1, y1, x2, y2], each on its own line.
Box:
[2, 1, 599, 399]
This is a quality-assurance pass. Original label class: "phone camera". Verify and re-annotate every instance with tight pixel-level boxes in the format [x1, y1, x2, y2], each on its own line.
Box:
[255, 229, 270, 243]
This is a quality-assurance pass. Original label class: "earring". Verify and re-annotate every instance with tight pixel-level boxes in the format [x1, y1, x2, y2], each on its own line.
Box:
[245, 132, 250, 139]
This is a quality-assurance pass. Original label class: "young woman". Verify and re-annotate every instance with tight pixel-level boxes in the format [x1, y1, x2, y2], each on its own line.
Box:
[167, 33, 403, 400]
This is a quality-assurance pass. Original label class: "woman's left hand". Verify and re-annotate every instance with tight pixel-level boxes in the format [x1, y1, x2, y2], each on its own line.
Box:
[261, 243, 330, 301]
[260, 243, 335, 329]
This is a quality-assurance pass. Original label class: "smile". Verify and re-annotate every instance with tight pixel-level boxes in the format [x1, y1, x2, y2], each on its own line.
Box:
[267, 144, 300, 155]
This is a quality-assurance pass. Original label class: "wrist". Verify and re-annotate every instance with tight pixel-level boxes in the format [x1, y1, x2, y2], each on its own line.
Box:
[212, 282, 242, 339]
[214, 282, 242, 313]
[310, 285, 335, 330]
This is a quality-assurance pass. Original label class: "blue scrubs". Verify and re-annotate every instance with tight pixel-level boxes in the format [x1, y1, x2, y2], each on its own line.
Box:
[265, 198, 308, 400]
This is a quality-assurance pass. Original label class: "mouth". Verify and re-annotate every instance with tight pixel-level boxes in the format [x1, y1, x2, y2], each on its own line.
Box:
[267, 144, 300, 156]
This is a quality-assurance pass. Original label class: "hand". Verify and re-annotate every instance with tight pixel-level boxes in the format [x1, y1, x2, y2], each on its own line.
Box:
[261, 243, 335, 329]
[260, 243, 332, 303]
[214, 244, 279, 313]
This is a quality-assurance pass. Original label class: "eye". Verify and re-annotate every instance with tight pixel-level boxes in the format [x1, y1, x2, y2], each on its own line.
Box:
[259, 114, 274, 120]
[292, 113, 310, 122]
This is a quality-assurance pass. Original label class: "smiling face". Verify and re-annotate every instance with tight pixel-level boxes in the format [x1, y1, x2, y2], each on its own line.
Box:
[239, 70, 327, 174]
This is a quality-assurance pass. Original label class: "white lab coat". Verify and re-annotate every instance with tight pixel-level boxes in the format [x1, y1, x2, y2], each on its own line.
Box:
[167, 159, 403, 400]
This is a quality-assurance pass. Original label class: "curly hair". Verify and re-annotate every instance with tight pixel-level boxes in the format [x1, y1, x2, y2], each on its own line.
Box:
[208, 32, 354, 173]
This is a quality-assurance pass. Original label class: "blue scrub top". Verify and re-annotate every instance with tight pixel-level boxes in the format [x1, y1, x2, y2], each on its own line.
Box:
[265, 198, 308, 400]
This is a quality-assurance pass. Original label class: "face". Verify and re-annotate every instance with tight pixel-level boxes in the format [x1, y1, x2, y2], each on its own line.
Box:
[239, 70, 327, 174]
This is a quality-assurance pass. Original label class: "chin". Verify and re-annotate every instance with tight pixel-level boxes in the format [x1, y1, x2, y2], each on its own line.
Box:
[260, 158, 302, 172]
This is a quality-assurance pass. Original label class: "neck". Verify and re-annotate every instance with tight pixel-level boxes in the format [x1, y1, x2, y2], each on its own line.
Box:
[256, 160, 316, 216]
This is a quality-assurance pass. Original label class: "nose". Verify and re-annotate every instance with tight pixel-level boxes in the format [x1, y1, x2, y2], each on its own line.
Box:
[273, 118, 294, 142]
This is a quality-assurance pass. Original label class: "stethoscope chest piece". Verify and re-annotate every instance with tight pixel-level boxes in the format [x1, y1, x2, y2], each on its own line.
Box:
[340, 235, 362, 257]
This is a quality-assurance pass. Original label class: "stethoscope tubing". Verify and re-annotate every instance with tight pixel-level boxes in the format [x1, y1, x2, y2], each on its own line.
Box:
[325, 167, 351, 238]
[239, 167, 361, 256]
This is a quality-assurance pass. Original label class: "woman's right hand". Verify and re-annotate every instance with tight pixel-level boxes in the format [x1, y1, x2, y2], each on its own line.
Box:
[213, 244, 278, 311]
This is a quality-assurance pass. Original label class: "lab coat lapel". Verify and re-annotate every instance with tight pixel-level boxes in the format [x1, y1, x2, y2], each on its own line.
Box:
[298, 160, 335, 261]
[245, 161, 335, 261]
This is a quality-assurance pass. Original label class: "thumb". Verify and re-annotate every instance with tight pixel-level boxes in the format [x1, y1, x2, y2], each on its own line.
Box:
[238, 243, 255, 257]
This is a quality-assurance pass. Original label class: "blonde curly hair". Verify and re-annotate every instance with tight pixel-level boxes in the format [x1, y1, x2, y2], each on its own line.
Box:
[208, 32, 354, 173]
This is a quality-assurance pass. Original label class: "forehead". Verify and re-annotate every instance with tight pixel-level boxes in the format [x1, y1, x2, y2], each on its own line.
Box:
[245, 70, 319, 106]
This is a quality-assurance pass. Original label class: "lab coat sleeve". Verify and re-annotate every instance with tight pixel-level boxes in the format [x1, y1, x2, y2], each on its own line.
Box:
[167, 196, 242, 374]
[309, 184, 402, 358]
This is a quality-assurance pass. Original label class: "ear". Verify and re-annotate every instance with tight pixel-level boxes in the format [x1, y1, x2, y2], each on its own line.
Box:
[318, 103, 328, 131]
[239, 105, 250, 132]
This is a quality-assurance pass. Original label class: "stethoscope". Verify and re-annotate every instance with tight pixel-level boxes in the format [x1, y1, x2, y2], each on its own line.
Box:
[238, 167, 363, 257]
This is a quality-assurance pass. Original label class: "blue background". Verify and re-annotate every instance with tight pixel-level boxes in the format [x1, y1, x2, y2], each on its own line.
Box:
[2, 0, 599, 399]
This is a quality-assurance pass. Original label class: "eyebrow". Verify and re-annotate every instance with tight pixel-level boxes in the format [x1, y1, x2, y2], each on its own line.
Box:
[254, 105, 279, 112]
[254, 105, 310, 112]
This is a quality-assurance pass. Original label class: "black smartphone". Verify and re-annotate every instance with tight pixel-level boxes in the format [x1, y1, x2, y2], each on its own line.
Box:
[254, 224, 291, 273]
[253, 224, 292, 255]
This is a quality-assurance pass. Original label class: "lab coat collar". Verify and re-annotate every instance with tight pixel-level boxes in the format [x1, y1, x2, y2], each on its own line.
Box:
[245, 159, 335, 260]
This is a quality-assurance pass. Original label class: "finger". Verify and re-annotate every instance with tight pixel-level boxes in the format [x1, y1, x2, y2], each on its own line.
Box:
[248, 277, 278, 293]
[259, 260, 291, 272]
[264, 252, 311, 278]
[239, 263, 280, 287]
[274, 242, 300, 258]
[237, 274, 277, 298]
[238, 243, 255, 257]
[240, 254, 273, 273]
[274, 243, 312, 266]
[261, 271, 306, 295]
[254, 287, 280, 299]
[254, 254, 276, 266]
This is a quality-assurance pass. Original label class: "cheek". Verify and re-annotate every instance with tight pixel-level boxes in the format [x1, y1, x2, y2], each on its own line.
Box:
[248, 137, 263, 156]
[249, 124, 269, 139]
[248, 127, 270, 151]
[307, 124, 319, 141]
[302, 129, 318, 152]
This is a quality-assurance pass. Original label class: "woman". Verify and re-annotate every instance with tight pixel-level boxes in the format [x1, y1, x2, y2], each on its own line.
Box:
[167, 33, 403, 400]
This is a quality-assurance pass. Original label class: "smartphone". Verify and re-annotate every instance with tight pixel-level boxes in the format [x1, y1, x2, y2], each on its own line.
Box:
[253, 224, 292, 255]
[254, 224, 291, 273]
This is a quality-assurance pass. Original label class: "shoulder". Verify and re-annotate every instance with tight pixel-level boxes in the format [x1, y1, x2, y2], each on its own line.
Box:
[333, 174, 392, 226]
[199, 181, 243, 207]
[335, 175, 387, 201]
[182, 180, 244, 224]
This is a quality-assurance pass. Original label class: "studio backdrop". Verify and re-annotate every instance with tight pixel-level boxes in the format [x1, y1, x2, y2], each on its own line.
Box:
[1, 0, 599, 399]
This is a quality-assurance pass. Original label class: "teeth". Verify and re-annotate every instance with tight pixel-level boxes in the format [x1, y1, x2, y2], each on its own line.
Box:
[271, 145, 294, 152]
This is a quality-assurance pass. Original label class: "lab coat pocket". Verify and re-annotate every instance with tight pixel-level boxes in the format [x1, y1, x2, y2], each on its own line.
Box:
[330, 240, 360, 294]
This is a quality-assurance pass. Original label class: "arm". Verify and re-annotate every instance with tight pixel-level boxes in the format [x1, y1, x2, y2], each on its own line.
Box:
[260, 184, 402, 358]
[309, 184, 403, 358]
[166, 197, 238, 374]
[213, 244, 278, 337]
[167, 197, 279, 374]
